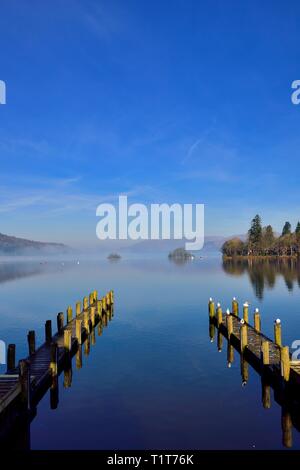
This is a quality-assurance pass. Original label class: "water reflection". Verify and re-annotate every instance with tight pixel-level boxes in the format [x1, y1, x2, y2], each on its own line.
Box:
[222, 258, 300, 299]
[209, 318, 299, 448]
[0, 304, 114, 450]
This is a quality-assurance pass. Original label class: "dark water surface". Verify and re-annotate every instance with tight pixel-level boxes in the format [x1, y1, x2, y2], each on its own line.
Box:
[1, 256, 300, 449]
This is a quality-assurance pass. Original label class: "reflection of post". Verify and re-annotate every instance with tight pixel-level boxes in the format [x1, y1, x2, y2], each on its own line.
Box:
[91, 329, 96, 346]
[98, 319, 103, 337]
[76, 345, 82, 370]
[282, 407, 293, 448]
[63, 365, 72, 389]
[217, 331, 223, 352]
[261, 376, 271, 409]
[209, 320, 215, 342]
[50, 381, 59, 410]
[240, 354, 249, 385]
[227, 343, 234, 367]
[84, 337, 90, 356]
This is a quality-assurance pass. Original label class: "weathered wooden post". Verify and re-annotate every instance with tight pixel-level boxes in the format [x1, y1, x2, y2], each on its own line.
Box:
[240, 319, 248, 352]
[261, 340, 270, 365]
[243, 302, 249, 323]
[57, 312, 64, 334]
[208, 298, 215, 318]
[84, 337, 90, 356]
[63, 367, 72, 389]
[274, 319, 282, 346]
[27, 331, 36, 355]
[19, 359, 31, 409]
[64, 329, 72, 353]
[103, 312, 108, 327]
[97, 319, 103, 337]
[110, 290, 114, 304]
[67, 306, 73, 324]
[93, 290, 98, 301]
[254, 308, 261, 332]
[89, 293, 94, 306]
[49, 342, 58, 381]
[102, 296, 107, 312]
[7, 344, 16, 372]
[75, 319, 82, 345]
[226, 309, 233, 339]
[76, 301, 81, 317]
[83, 296, 88, 311]
[280, 346, 290, 381]
[216, 303, 223, 326]
[232, 297, 238, 316]
[45, 320, 52, 343]
[106, 292, 111, 307]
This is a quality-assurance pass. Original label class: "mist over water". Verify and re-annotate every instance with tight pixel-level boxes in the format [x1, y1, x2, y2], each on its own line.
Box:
[1, 255, 300, 449]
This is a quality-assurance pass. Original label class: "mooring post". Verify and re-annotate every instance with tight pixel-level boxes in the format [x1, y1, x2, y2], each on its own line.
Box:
[67, 306, 73, 324]
[7, 344, 16, 371]
[75, 319, 82, 345]
[226, 309, 233, 338]
[102, 296, 107, 312]
[45, 320, 52, 343]
[49, 342, 58, 380]
[216, 303, 223, 326]
[27, 330, 36, 355]
[106, 292, 111, 307]
[243, 302, 249, 323]
[76, 301, 81, 317]
[83, 296, 88, 311]
[208, 297, 215, 318]
[110, 290, 114, 304]
[240, 320, 248, 352]
[261, 340, 270, 365]
[64, 329, 72, 352]
[274, 319, 282, 346]
[89, 293, 94, 306]
[232, 297, 238, 316]
[280, 346, 290, 381]
[254, 308, 261, 332]
[93, 290, 98, 301]
[57, 312, 64, 334]
[19, 359, 31, 410]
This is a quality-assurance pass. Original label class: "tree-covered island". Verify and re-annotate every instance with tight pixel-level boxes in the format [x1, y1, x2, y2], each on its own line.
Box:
[222, 215, 300, 258]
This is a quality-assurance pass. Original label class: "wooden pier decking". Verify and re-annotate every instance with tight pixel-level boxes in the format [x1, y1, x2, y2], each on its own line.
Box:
[208, 298, 300, 447]
[0, 289, 114, 443]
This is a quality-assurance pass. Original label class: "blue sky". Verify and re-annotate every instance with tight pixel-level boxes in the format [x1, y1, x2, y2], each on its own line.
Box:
[1, 0, 300, 247]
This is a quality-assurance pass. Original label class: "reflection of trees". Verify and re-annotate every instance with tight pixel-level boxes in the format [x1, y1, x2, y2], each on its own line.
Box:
[222, 258, 300, 299]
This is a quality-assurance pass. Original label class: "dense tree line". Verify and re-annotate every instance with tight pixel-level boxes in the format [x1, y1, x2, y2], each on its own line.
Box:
[222, 215, 300, 257]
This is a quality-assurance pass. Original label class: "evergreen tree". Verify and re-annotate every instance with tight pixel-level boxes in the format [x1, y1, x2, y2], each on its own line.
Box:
[282, 221, 291, 236]
[248, 215, 262, 252]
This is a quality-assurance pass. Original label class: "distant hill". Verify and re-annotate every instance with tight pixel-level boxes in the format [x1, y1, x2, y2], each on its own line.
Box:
[0, 232, 68, 255]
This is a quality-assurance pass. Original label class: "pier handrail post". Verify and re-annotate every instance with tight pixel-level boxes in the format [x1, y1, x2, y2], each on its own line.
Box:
[57, 312, 64, 334]
[216, 303, 223, 326]
[75, 319, 82, 345]
[27, 330, 36, 355]
[76, 301, 81, 317]
[19, 359, 31, 410]
[243, 302, 249, 323]
[274, 319, 282, 347]
[232, 297, 238, 316]
[7, 344, 16, 372]
[261, 340, 270, 365]
[226, 309, 233, 339]
[254, 308, 261, 332]
[208, 298, 215, 318]
[67, 306, 73, 324]
[49, 342, 58, 380]
[240, 320, 248, 352]
[280, 346, 290, 382]
[83, 296, 88, 311]
[45, 320, 52, 343]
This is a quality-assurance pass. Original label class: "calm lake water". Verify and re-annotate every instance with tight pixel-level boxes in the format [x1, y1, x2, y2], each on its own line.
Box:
[1, 256, 300, 449]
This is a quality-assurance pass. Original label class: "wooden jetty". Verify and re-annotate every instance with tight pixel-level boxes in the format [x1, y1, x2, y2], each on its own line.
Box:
[0, 289, 114, 445]
[208, 297, 300, 448]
